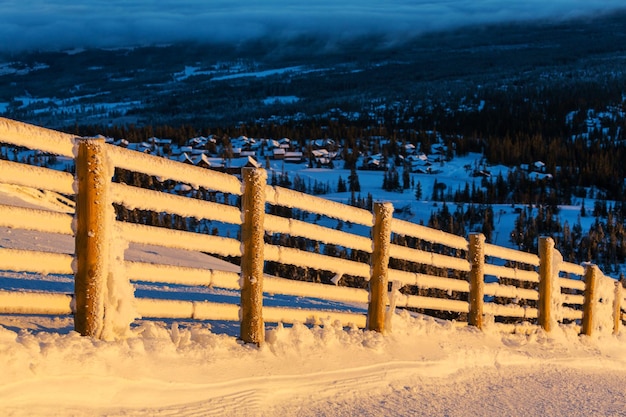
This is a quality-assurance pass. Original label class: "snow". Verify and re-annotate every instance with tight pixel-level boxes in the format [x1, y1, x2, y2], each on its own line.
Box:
[0, 117, 75, 157]
[0, 161, 74, 196]
[211, 66, 304, 81]
[120, 222, 242, 258]
[263, 95, 300, 105]
[107, 145, 242, 195]
[3, 127, 626, 415]
[391, 218, 468, 251]
[264, 214, 373, 253]
[267, 185, 373, 226]
[264, 244, 370, 279]
[110, 182, 242, 225]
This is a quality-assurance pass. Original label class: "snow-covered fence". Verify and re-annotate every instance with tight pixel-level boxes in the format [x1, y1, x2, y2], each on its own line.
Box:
[1, 117, 624, 343]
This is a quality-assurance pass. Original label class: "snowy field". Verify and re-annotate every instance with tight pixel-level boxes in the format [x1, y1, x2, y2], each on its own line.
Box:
[2, 166, 626, 416]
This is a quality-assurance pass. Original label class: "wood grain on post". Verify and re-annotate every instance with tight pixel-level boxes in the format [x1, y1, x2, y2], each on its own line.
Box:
[613, 280, 622, 335]
[538, 236, 555, 332]
[74, 138, 109, 338]
[368, 202, 393, 332]
[581, 264, 598, 336]
[468, 233, 485, 329]
[240, 168, 267, 345]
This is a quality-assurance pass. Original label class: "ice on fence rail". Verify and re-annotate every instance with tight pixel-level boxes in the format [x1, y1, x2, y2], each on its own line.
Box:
[107, 145, 242, 195]
[267, 185, 373, 226]
[0, 247, 73, 275]
[264, 214, 372, 253]
[0, 117, 75, 157]
[120, 222, 242, 258]
[110, 183, 242, 225]
[264, 244, 370, 279]
[484, 243, 540, 266]
[0, 161, 75, 196]
[0, 204, 73, 234]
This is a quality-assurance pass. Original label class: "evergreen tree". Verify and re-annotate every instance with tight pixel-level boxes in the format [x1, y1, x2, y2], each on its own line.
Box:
[337, 176, 347, 193]
[415, 181, 423, 201]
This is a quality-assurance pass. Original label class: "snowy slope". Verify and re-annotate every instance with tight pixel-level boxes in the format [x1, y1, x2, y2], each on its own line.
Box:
[2, 173, 626, 416]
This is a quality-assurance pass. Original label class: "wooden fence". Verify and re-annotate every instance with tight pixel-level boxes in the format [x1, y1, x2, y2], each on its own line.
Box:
[0, 117, 625, 345]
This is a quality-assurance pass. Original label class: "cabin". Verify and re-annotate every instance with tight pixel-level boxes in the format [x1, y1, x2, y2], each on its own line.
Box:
[272, 148, 286, 160]
[284, 151, 304, 163]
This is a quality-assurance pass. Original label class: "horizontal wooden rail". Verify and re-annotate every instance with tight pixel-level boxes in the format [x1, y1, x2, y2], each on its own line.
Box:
[0, 204, 73, 234]
[0, 290, 73, 315]
[483, 283, 539, 300]
[0, 117, 75, 157]
[264, 276, 369, 305]
[264, 214, 373, 253]
[398, 294, 469, 313]
[389, 244, 471, 272]
[391, 218, 469, 251]
[134, 298, 240, 321]
[110, 183, 242, 225]
[388, 269, 470, 293]
[483, 303, 538, 319]
[562, 293, 585, 305]
[133, 297, 366, 328]
[484, 243, 540, 266]
[125, 261, 240, 289]
[558, 277, 586, 292]
[560, 261, 586, 276]
[0, 160, 74, 195]
[0, 248, 73, 275]
[483, 264, 539, 283]
[107, 144, 242, 195]
[263, 306, 366, 328]
[562, 307, 584, 321]
[266, 185, 373, 226]
[119, 222, 242, 258]
[264, 243, 371, 279]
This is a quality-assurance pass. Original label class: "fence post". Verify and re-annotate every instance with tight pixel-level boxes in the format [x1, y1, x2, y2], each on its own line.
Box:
[613, 279, 623, 335]
[538, 236, 555, 332]
[74, 138, 109, 338]
[240, 167, 267, 345]
[581, 264, 598, 336]
[468, 233, 485, 329]
[368, 202, 393, 332]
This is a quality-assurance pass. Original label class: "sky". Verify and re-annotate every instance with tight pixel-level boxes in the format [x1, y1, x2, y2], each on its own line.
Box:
[1, 1, 626, 53]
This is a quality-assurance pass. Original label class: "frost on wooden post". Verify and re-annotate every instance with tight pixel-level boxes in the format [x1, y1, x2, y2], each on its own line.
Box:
[549, 249, 563, 327]
[468, 233, 485, 329]
[581, 263, 612, 337]
[384, 280, 402, 332]
[240, 168, 267, 345]
[594, 273, 618, 335]
[368, 202, 393, 333]
[74, 138, 137, 340]
[538, 237, 557, 332]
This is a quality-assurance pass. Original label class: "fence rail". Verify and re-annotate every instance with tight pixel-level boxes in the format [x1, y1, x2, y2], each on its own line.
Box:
[1, 117, 625, 344]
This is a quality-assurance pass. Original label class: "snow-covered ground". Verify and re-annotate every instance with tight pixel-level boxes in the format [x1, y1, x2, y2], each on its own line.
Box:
[2, 163, 626, 416]
[3, 310, 626, 416]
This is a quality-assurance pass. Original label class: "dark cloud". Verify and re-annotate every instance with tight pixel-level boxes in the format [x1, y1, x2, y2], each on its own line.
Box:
[1, 1, 625, 52]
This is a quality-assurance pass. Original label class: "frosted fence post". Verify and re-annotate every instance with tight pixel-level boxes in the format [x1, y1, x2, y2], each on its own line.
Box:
[538, 236, 555, 332]
[468, 233, 485, 329]
[581, 264, 599, 336]
[74, 138, 109, 338]
[367, 202, 393, 332]
[240, 167, 267, 345]
[613, 279, 622, 335]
